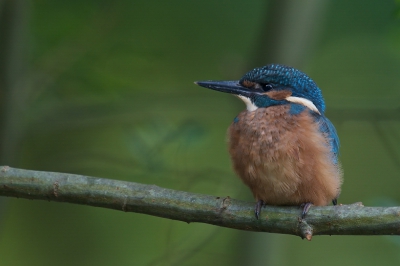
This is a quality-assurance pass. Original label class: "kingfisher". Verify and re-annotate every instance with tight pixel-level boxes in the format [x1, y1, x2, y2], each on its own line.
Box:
[195, 64, 342, 219]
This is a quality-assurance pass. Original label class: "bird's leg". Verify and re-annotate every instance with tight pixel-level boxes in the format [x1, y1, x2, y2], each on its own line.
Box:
[332, 198, 338, 205]
[255, 200, 264, 219]
[300, 202, 313, 219]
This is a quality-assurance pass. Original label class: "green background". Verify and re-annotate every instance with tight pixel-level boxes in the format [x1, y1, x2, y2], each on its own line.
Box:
[1, 0, 400, 265]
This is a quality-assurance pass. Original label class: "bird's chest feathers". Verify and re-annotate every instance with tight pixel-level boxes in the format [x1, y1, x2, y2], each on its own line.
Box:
[229, 105, 311, 160]
[228, 105, 332, 203]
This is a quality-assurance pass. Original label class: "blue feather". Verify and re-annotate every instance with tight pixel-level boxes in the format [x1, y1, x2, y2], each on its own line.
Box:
[315, 115, 340, 164]
[240, 64, 326, 114]
[289, 103, 306, 115]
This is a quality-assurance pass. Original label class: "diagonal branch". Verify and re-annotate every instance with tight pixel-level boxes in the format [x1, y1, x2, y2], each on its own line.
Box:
[0, 166, 399, 240]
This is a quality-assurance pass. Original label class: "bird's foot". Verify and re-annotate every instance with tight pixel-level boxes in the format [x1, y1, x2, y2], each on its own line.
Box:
[332, 198, 338, 206]
[255, 200, 264, 219]
[300, 202, 313, 219]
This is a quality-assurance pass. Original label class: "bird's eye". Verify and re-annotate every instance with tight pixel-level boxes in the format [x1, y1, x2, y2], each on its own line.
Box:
[241, 80, 273, 91]
[261, 84, 273, 92]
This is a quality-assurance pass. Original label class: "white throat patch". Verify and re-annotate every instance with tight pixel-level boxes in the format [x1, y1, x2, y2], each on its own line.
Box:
[237, 95, 258, 111]
[235, 94, 320, 114]
[285, 96, 320, 114]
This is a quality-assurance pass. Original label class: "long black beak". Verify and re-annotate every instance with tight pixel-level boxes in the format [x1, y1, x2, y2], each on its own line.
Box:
[194, 80, 252, 98]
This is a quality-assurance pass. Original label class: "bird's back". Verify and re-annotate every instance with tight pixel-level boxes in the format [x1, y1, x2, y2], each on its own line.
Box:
[229, 104, 342, 206]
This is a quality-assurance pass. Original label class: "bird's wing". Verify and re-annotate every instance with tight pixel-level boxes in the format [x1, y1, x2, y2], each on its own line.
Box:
[316, 115, 340, 164]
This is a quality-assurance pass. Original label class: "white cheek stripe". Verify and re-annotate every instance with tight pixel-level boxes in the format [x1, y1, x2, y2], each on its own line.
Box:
[285, 96, 320, 114]
[235, 95, 320, 114]
[237, 95, 258, 111]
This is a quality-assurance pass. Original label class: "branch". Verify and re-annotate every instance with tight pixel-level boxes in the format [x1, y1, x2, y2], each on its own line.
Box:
[0, 166, 399, 240]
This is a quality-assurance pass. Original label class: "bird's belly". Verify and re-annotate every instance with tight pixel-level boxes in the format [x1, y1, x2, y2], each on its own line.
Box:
[237, 148, 303, 205]
[228, 106, 342, 206]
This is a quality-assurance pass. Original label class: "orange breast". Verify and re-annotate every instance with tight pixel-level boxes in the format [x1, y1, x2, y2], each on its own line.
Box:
[228, 105, 342, 206]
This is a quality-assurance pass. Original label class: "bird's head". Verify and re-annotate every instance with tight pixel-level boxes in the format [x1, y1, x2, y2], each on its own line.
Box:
[195, 64, 325, 115]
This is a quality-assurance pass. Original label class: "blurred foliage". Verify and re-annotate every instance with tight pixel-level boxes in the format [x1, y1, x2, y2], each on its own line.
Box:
[0, 0, 400, 265]
[396, 0, 400, 17]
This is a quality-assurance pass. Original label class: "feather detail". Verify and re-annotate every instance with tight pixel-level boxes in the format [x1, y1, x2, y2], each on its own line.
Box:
[228, 105, 342, 206]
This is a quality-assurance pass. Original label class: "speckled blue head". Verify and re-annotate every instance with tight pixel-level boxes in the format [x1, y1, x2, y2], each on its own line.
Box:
[240, 64, 325, 114]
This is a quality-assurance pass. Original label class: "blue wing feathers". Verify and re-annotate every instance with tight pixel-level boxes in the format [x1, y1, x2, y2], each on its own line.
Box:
[316, 115, 340, 163]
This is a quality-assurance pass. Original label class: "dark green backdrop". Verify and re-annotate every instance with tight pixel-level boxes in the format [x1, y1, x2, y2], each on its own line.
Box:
[1, 0, 400, 265]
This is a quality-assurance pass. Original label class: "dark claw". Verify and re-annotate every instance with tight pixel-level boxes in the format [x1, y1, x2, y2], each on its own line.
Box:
[301, 202, 313, 219]
[255, 200, 264, 219]
[332, 198, 337, 205]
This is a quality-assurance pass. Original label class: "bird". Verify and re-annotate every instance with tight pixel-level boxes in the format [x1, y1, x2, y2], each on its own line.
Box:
[195, 64, 342, 219]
